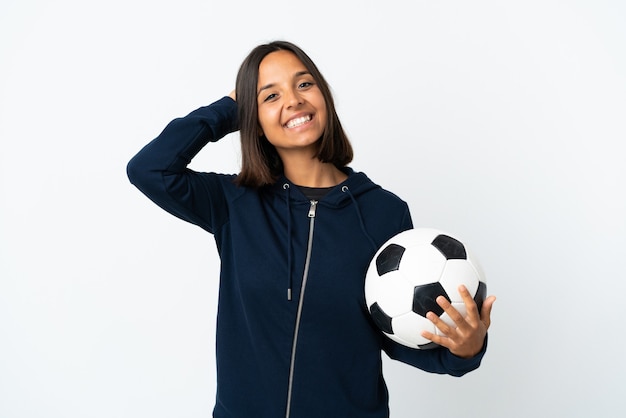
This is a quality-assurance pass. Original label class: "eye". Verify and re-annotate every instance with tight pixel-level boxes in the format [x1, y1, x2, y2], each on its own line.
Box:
[263, 92, 278, 102]
[298, 81, 314, 89]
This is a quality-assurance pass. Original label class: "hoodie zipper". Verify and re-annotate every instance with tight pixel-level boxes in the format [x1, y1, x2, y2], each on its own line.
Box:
[285, 199, 317, 418]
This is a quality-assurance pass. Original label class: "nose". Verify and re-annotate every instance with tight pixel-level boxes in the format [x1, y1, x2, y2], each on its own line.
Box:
[285, 88, 303, 108]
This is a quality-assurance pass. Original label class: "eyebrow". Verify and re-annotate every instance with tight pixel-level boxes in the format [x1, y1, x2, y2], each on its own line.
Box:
[257, 70, 312, 97]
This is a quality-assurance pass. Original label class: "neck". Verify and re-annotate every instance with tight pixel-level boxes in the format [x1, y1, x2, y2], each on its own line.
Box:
[282, 155, 347, 187]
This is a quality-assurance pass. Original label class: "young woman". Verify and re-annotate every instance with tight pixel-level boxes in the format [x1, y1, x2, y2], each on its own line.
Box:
[127, 40, 495, 418]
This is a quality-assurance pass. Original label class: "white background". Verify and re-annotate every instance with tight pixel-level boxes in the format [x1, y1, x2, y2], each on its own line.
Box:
[1, 1, 625, 417]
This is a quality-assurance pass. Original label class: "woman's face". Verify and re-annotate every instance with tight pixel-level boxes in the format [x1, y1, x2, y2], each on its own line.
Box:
[256, 50, 327, 158]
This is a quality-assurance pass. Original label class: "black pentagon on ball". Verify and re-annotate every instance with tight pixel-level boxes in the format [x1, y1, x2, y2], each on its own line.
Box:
[474, 281, 487, 312]
[412, 282, 450, 317]
[375, 243, 405, 276]
[369, 302, 394, 334]
[431, 234, 467, 260]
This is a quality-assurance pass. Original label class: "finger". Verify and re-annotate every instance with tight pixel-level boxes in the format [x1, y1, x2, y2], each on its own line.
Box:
[458, 284, 480, 320]
[426, 310, 455, 337]
[420, 319, 457, 350]
[436, 295, 467, 330]
[420, 328, 451, 349]
[480, 295, 497, 329]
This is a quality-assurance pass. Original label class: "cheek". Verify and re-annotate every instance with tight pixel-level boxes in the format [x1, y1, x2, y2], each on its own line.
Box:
[314, 96, 328, 125]
[257, 118, 267, 135]
[257, 108, 279, 134]
[318, 106, 328, 128]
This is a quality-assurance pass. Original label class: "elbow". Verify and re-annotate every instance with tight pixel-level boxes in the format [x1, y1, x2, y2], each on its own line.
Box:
[126, 153, 150, 187]
[126, 156, 140, 185]
[126, 152, 169, 203]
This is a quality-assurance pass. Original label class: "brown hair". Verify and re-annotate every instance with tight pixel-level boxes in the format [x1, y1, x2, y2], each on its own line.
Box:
[234, 41, 353, 188]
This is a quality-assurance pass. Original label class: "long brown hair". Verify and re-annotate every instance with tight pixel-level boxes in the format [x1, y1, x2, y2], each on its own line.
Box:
[234, 41, 353, 188]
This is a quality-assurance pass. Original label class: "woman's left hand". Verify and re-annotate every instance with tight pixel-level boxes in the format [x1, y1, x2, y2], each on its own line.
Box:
[421, 285, 496, 358]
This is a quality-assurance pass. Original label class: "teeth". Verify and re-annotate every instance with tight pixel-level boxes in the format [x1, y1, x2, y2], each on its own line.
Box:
[286, 115, 311, 128]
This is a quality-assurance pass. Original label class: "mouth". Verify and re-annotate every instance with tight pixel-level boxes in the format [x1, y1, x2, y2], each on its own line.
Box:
[285, 114, 312, 129]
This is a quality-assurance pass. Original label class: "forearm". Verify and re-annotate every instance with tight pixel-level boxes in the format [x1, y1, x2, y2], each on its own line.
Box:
[127, 96, 238, 184]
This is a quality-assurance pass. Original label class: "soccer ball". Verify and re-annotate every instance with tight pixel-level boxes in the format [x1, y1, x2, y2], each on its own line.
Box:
[365, 228, 487, 349]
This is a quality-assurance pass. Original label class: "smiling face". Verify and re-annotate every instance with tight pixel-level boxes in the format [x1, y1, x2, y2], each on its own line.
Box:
[256, 50, 328, 159]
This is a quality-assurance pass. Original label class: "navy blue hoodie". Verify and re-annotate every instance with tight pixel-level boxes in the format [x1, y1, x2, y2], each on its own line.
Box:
[127, 97, 486, 417]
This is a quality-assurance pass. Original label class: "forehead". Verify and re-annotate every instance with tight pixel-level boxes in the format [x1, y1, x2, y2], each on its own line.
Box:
[257, 50, 308, 83]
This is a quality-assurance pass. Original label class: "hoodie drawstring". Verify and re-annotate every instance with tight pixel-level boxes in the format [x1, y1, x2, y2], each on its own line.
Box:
[284, 183, 378, 300]
[283, 183, 293, 301]
[341, 185, 378, 252]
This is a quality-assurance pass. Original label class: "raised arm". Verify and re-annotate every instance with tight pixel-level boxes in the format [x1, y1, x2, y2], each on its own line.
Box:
[127, 96, 238, 233]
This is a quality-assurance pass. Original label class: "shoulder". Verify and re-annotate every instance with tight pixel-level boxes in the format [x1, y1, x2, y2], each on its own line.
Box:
[343, 169, 413, 241]
[346, 169, 408, 208]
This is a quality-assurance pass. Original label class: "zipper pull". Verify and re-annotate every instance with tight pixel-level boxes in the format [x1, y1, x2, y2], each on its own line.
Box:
[308, 200, 318, 218]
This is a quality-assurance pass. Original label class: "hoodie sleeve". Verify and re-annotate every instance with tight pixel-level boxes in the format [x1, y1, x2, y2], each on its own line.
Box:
[126, 96, 239, 233]
[382, 334, 488, 376]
